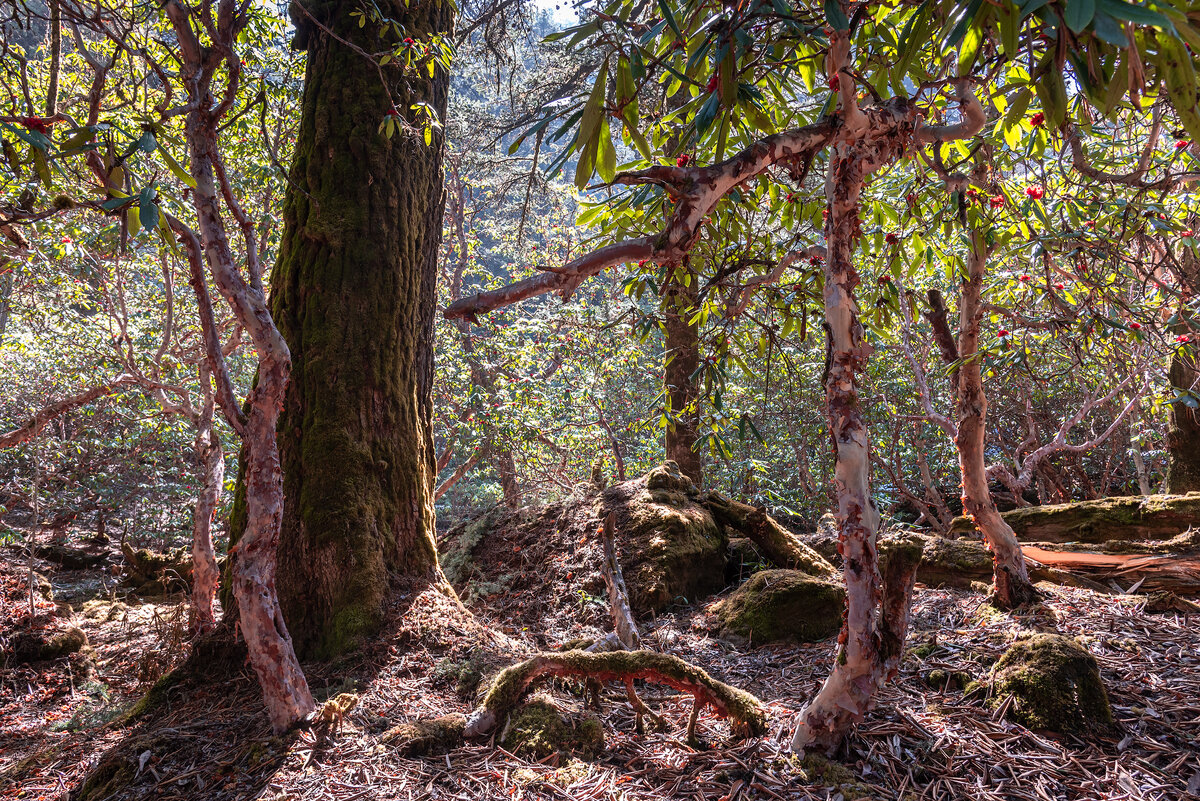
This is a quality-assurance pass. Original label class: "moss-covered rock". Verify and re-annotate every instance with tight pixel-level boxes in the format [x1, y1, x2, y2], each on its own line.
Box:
[713, 569, 845, 645]
[382, 714, 466, 755]
[990, 633, 1114, 733]
[7, 625, 88, 663]
[119, 543, 193, 595]
[917, 536, 994, 588]
[500, 696, 604, 760]
[600, 462, 727, 613]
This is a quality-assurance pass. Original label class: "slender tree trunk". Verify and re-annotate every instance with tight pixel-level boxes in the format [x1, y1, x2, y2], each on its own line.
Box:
[0, 260, 12, 347]
[793, 64, 921, 750]
[956, 235, 1039, 609]
[662, 264, 703, 485]
[1165, 335, 1200, 493]
[269, 0, 455, 658]
[190, 367, 223, 633]
[495, 450, 521, 509]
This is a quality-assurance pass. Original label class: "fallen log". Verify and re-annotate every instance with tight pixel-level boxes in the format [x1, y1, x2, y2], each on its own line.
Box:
[1022, 546, 1200, 595]
[702, 491, 837, 578]
[949, 494, 1200, 544]
[464, 650, 768, 743]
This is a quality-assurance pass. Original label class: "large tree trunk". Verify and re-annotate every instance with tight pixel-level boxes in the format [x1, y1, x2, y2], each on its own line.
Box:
[956, 234, 1039, 608]
[268, 0, 454, 658]
[662, 264, 703, 486]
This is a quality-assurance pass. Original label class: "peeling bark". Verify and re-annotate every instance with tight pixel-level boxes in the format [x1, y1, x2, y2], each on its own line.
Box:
[190, 366, 223, 633]
[956, 234, 1040, 609]
[164, 0, 314, 732]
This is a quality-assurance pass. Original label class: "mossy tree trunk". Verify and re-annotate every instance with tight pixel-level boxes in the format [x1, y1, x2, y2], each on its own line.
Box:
[662, 262, 703, 486]
[267, 0, 455, 659]
[956, 233, 1039, 609]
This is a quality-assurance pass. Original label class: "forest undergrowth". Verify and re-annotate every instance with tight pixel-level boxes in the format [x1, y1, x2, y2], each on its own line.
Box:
[2, 509, 1197, 801]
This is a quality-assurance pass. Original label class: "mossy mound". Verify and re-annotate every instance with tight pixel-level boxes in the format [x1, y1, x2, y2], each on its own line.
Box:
[990, 633, 1114, 733]
[440, 505, 514, 588]
[500, 696, 604, 760]
[600, 462, 727, 613]
[799, 754, 877, 800]
[712, 569, 845, 645]
[120, 543, 193, 595]
[7, 625, 88, 663]
[382, 714, 466, 755]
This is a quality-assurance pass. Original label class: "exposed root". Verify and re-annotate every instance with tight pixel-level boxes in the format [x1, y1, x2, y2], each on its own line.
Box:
[464, 650, 767, 741]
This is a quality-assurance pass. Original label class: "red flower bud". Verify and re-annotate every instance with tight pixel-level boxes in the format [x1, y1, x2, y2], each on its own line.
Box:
[1129, 322, 1142, 330]
[829, 74, 840, 91]
[1175, 140, 1191, 149]
[1025, 186, 1044, 200]
[885, 232, 899, 245]
[989, 195, 1005, 208]
[676, 154, 690, 167]
[1030, 112, 1044, 126]
[998, 329, 1010, 337]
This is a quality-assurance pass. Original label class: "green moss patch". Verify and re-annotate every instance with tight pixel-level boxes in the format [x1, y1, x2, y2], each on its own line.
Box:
[713, 569, 845, 645]
[990, 633, 1114, 733]
[601, 463, 727, 613]
[500, 696, 604, 760]
[382, 714, 466, 755]
[8, 625, 87, 663]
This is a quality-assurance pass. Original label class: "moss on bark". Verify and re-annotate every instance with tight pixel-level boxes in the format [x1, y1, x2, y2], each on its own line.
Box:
[499, 697, 604, 759]
[949, 494, 1200, 543]
[256, 0, 456, 659]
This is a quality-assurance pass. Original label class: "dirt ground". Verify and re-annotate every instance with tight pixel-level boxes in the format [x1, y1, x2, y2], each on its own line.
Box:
[1, 523, 1198, 801]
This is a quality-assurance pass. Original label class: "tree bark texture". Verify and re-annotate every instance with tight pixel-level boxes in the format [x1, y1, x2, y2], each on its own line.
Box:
[268, 0, 455, 659]
[190, 367, 223, 633]
[956, 235, 1039, 608]
[663, 266, 703, 486]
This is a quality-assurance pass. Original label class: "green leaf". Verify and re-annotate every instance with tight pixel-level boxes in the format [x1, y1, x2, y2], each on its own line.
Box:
[158, 147, 196, 188]
[1094, 0, 1169, 28]
[597, 118, 616, 183]
[139, 186, 159, 230]
[32, 147, 51, 187]
[1064, 0, 1096, 32]
[823, 0, 849, 31]
[658, 0, 685, 41]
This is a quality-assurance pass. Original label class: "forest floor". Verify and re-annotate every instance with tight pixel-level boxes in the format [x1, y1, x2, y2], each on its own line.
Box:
[1, 520, 1198, 801]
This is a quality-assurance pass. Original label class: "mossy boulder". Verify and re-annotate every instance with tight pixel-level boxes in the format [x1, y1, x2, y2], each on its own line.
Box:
[119, 543, 193, 595]
[713, 569, 845, 645]
[500, 696, 605, 760]
[601, 462, 727, 613]
[7, 625, 88, 663]
[382, 714, 466, 755]
[990, 633, 1113, 733]
[916, 536, 994, 589]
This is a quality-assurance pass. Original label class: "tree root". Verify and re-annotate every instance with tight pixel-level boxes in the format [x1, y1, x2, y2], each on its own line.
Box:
[464, 650, 768, 741]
